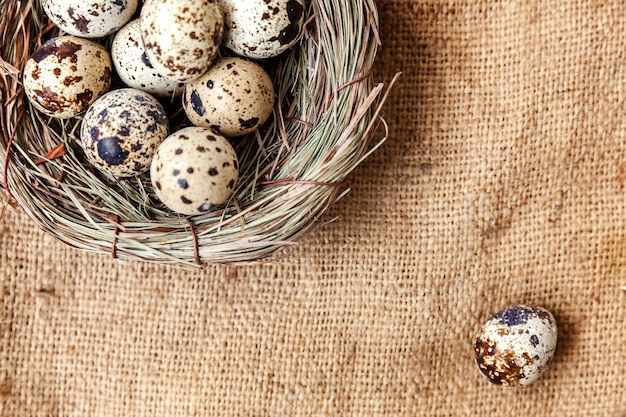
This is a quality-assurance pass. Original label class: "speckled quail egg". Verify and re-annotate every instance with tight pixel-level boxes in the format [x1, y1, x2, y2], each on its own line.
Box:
[80, 88, 169, 177]
[218, 0, 305, 59]
[41, 0, 138, 38]
[140, 0, 224, 83]
[150, 127, 239, 215]
[474, 305, 558, 387]
[23, 36, 112, 119]
[182, 57, 275, 137]
[111, 19, 184, 98]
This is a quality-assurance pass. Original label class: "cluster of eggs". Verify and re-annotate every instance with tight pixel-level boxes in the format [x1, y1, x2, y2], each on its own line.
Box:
[23, 0, 305, 215]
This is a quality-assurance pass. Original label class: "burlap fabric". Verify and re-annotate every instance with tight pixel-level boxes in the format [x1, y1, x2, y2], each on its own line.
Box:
[2, 0, 626, 415]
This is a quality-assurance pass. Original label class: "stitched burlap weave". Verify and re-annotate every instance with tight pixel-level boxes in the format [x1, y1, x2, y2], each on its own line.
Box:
[2, 0, 626, 415]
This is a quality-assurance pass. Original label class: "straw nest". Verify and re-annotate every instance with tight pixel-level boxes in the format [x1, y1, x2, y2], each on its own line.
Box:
[0, 0, 396, 267]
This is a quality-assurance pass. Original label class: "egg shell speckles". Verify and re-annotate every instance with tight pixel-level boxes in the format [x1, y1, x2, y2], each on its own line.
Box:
[41, 0, 138, 38]
[23, 36, 112, 119]
[219, 0, 305, 59]
[183, 57, 275, 137]
[150, 127, 239, 215]
[140, 0, 224, 83]
[80, 89, 169, 177]
[474, 305, 558, 387]
[112, 19, 184, 98]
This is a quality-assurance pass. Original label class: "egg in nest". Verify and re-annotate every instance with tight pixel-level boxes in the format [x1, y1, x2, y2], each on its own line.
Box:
[112, 19, 184, 98]
[80, 88, 170, 178]
[182, 57, 275, 137]
[41, 0, 138, 38]
[140, 0, 224, 83]
[150, 127, 239, 215]
[219, 0, 306, 59]
[23, 36, 112, 119]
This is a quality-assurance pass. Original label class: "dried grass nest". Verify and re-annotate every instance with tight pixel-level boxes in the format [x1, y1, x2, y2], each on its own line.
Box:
[0, 0, 397, 267]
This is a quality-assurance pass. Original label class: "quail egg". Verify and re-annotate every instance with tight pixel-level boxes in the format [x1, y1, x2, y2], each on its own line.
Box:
[80, 88, 169, 177]
[182, 57, 275, 137]
[41, 0, 138, 38]
[140, 0, 224, 83]
[474, 305, 558, 387]
[219, 0, 305, 59]
[150, 127, 239, 215]
[23, 36, 112, 119]
[111, 19, 184, 98]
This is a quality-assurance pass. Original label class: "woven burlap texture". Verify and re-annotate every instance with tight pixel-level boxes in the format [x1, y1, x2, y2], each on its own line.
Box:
[2, 0, 626, 415]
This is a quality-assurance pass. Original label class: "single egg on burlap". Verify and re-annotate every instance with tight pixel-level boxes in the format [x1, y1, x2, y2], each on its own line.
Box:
[474, 305, 558, 387]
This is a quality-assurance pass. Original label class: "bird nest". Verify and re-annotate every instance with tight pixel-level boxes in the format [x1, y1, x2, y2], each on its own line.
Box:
[0, 0, 396, 267]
